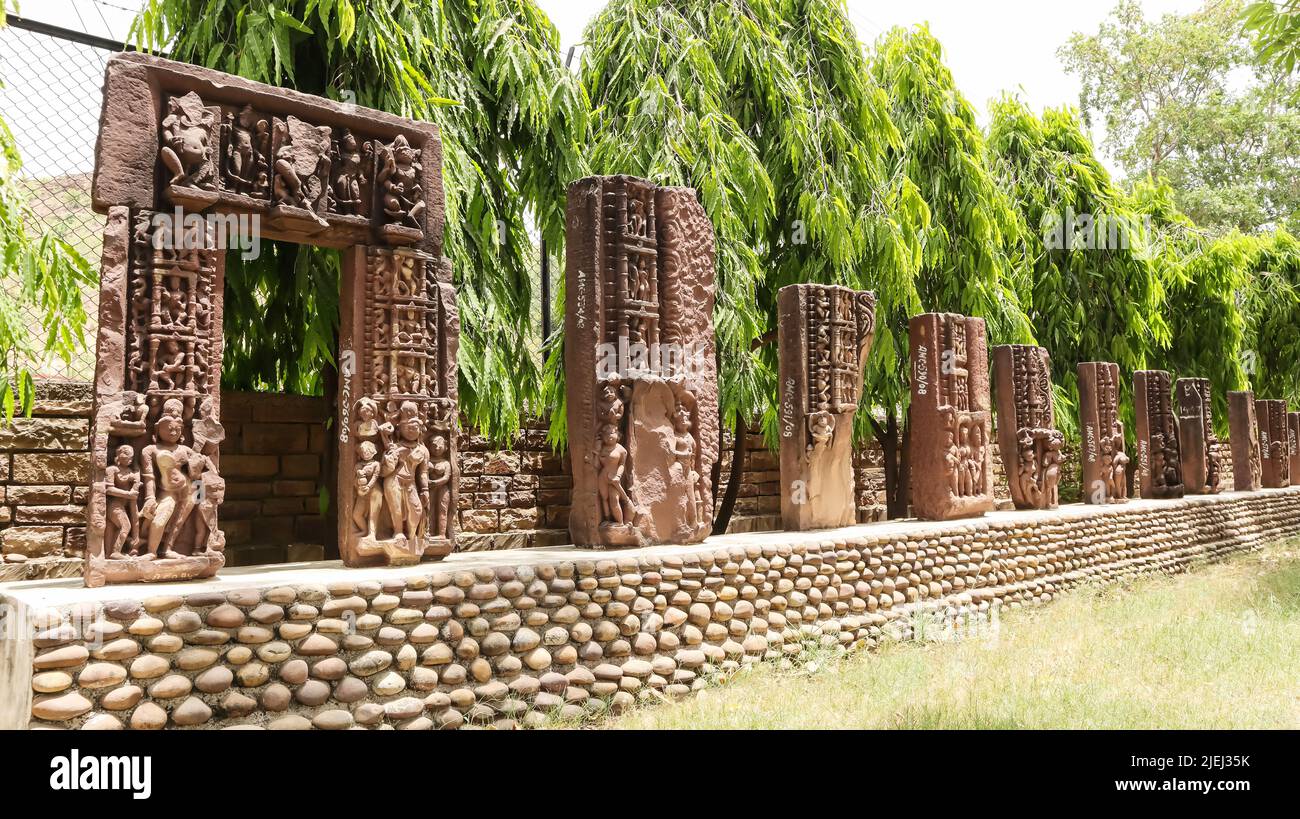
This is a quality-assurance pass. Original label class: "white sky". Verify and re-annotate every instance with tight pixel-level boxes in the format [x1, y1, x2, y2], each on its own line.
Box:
[4, 0, 1210, 176]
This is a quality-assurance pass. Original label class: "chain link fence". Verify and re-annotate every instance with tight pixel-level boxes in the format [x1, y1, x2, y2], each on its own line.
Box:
[0, 17, 119, 382]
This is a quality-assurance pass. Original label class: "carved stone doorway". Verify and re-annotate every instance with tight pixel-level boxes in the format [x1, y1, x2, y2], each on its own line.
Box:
[85, 53, 456, 586]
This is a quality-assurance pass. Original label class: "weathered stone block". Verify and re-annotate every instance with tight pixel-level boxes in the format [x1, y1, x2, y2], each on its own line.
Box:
[11, 453, 91, 485]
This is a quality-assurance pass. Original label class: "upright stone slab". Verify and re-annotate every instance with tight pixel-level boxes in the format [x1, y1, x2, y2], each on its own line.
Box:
[87, 53, 453, 584]
[777, 285, 877, 530]
[908, 313, 993, 520]
[1228, 391, 1262, 491]
[1288, 412, 1300, 483]
[564, 176, 718, 547]
[992, 345, 1063, 510]
[1256, 399, 1290, 489]
[1175, 377, 1222, 495]
[1077, 361, 1128, 504]
[1133, 370, 1183, 499]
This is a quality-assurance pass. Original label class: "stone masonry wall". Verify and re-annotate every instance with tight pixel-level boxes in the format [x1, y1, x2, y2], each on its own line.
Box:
[0, 382, 92, 578]
[6, 486, 1298, 730]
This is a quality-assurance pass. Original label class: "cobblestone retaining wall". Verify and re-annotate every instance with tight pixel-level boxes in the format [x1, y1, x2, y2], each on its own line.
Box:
[4, 487, 1297, 730]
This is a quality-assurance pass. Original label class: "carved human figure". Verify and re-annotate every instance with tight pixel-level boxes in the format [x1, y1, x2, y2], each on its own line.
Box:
[806, 411, 834, 459]
[352, 440, 383, 539]
[104, 444, 142, 559]
[1105, 433, 1129, 500]
[381, 401, 430, 543]
[155, 339, 192, 391]
[597, 423, 635, 524]
[226, 104, 270, 195]
[671, 403, 700, 528]
[428, 435, 452, 540]
[1043, 430, 1064, 507]
[192, 470, 225, 555]
[273, 117, 332, 218]
[1016, 435, 1042, 508]
[378, 134, 425, 228]
[944, 425, 960, 496]
[160, 94, 215, 188]
[139, 398, 198, 559]
[332, 130, 372, 215]
[355, 397, 380, 439]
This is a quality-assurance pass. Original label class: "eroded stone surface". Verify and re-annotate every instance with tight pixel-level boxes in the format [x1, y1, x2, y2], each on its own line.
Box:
[1228, 391, 1262, 492]
[776, 285, 876, 530]
[909, 313, 993, 520]
[1256, 399, 1291, 489]
[1134, 370, 1183, 500]
[564, 176, 718, 547]
[993, 345, 1062, 510]
[1176, 378, 1222, 495]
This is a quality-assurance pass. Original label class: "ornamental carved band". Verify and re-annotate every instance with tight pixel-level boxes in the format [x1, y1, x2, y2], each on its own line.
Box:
[1078, 361, 1128, 504]
[1256, 398, 1290, 489]
[777, 284, 877, 530]
[993, 345, 1063, 510]
[87, 53, 451, 585]
[1134, 370, 1183, 499]
[908, 313, 993, 521]
[1175, 377, 1222, 495]
[1227, 391, 1262, 492]
[564, 175, 719, 547]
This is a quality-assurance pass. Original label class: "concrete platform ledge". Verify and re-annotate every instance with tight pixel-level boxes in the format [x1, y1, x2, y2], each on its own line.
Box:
[4, 488, 1300, 730]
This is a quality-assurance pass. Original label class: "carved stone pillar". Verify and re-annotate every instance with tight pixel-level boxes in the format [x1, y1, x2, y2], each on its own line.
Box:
[908, 313, 993, 521]
[564, 175, 718, 547]
[1133, 370, 1183, 499]
[1256, 399, 1290, 489]
[1175, 377, 1222, 495]
[1227, 391, 1262, 491]
[336, 247, 459, 566]
[1077, 361, 1128, 504]
[1288, 412, 1300, 484]
[777, 284, 876, 530]
[992, 345, 1063, 510]
[85, 209, 226, 587]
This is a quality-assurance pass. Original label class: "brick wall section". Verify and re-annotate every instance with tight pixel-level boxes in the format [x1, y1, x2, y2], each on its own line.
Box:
[7, 487, 1299, 730]
[456, 417, 572, 550]
[0, 382, 92, 564]
[218, 393, 329, 567]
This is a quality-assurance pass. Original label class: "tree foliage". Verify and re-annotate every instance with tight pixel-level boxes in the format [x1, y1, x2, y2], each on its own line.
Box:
[132, 0, 588, 441]
[1061, 0, 1300, 234]
[1243, 0, 1300, 75]
[1240, 228, 1300, 403]
[560, 0, 927, 451]
[0, 11, 95, 419]
[987, 97, 1168, 437]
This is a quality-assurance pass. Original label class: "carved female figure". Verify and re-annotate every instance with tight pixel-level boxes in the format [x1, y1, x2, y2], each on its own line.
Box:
[352, 440, 383, 539]
[104, 444, 142, 559]
[597, 423, 635, 524]
[671, 404, 700, 528]
[427, 435, 453, 540]
[160, 94, 214, 188]
[332, 130, 372, 215]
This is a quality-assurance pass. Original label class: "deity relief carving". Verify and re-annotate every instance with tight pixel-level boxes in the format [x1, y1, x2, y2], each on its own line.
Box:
[1256, 398, 1290, 489]
[1227, 391, 1262, 491]
[993, 345, 1063, 510]
[270, 115, 333, 230]
[1175, 377, 1222, 495]
[86, 209, 226, 587]
[1078, 361, 1128, 503]
[221, 104, 271, 199]
[330, 128, 374, 218]
[160, 92, 218, 208]
[376, 134, 426, 245]
[565, 175, 718, 547]
[1134, 370, 1183, 499]
[338, 248, 458, 565]
[777, 284, 877, 530]
[909, 313, 994, 520]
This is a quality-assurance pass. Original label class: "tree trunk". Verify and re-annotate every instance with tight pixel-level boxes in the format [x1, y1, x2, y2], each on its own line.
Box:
[871, 407, 911, 520]
[712, 411, 747, 536]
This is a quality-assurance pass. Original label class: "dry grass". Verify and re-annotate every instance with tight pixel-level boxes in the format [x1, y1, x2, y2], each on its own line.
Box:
[604, 544, 1300, 729]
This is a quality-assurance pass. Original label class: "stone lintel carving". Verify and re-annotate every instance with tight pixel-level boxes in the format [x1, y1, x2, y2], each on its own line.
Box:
[777, 284, 877, 530]
[85, 208, 226, 587]
[92, 52, 444, 254]
[993, 345, 1063, 510]
[1077, 361, 1128, 504]
[908, 313, 993, 521]
[1133, 370, 1183, 499]
[1256, 398, 1291, 489]
[1227, 391, 1262, 492]
[337, 247, 459, 566]
[1288, 412, 1300, 485]
[1175, 377, 1222, 495]
[564, 175, 718, 547]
